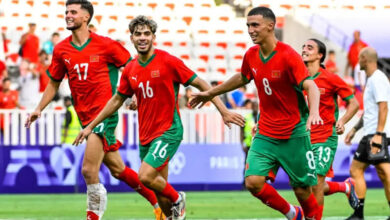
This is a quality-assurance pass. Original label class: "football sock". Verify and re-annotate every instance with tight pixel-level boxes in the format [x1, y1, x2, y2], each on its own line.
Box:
[117, 167, 158, 206]
[325, 181, 347, 195]
[353, 198, 365, 218]
[285, 204, 297, 219]
[160, 182, 180, 203]
[86, 211, 99, 220]
[86, 183, 107, 219]
[298, 193, 320, 220]
[252, 183, 291, 215]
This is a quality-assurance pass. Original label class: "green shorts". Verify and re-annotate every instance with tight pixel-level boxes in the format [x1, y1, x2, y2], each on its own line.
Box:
[91, 112, 120, 152]
[140, 136, 181, 171]
[312, 136, 337, 176]
[245, 133, 317, 187]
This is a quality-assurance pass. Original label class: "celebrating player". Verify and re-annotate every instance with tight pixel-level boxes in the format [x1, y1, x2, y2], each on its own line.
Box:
[191, 6, 323, 220]
[73, 15, 245, 220]
[301, 38, 360, 216]
[25, 1, 162, 219]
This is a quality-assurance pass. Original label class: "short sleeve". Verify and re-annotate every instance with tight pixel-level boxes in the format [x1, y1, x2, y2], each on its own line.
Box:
[47, 46, 66, 82]
[117, 65, 134, 98]
[373, 74, 390, 103]
[332, 74, 354, 100]
[169, 55, 197, 86]
[241, 52, 253, 82]
[286, 50, 310, 88]
[107, 40, 132, 68]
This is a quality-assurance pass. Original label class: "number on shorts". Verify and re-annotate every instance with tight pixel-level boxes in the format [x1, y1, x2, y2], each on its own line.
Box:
[306, 151, 316, 169]
[319, 146, 331, 162]
[152, 140, 168, 158]
[95, 122, 104, 133]
[262, 78, 272, 95]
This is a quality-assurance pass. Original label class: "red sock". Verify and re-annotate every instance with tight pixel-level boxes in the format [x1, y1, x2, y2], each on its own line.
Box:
[325, 181, 346, 195]
[298, 193, 320, 220]
[118, 167, 158, 206]
[252, 183, 291, 215]
[318, 205, 324, 220]
[86, 211, 99, 220]
[160, 182, 180, 203]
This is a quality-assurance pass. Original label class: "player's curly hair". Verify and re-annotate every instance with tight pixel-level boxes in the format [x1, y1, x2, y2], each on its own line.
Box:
[129, 15, 157, 35]
[65, 0, 94, 24]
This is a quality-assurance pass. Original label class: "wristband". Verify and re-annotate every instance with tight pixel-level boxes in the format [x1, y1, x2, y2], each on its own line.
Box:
[376, 131, 386, 136]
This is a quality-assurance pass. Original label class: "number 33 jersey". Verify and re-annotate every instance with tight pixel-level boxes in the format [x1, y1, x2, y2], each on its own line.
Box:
[47, 32, 131, 126]
[241, 41, 310, 139]
[118, 49, 197, 145]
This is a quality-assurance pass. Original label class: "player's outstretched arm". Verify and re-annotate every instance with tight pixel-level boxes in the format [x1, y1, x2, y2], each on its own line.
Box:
[303, 79, 323, 130]
[73, 94, 126, 146]
[25, 79, 61, 128]
[189, 73, 247, 109]
[189, 76, 245, 128]
[336, 97, 359, 134]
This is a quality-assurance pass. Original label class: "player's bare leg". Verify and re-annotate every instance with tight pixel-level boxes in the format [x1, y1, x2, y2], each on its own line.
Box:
[103, 151, 163, 219]
[375, 163, 390, 219]
[245, 175, 304, 220]
[82, 133, 106, 220]
[139, 161, 185, 219]
[347, 160, 369, 219]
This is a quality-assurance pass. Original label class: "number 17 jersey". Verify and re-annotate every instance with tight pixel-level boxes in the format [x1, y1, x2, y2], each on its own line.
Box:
[47, 32, 131, 126]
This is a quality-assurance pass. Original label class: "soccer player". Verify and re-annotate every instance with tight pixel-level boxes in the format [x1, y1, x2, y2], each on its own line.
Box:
[73, 15, 245, 220]
[344, 47, 390, 220]
[190, 7, 322, 220]
[301, 39, 360, 216]
[25, 1, 162, 220]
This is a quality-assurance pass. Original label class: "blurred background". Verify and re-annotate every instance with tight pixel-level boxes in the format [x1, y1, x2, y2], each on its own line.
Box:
[0, 0, 389, 196]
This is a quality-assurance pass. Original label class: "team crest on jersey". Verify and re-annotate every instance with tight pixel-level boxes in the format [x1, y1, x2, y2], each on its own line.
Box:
[271, 70, 281, 78]
[90, 55, 99, 62]
[319, 88, 326, 94]
[151, 70, 160, 78]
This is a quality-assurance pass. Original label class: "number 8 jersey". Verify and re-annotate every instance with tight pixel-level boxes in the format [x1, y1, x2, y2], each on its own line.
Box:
[241, 41, 310, 139]
[47, 32, 131, 126]
[117, 49, 197, 145]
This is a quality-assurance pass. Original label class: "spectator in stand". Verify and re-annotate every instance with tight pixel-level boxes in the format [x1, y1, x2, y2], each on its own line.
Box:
[0, 59, 7, 90]
[18, 59, 40, 109]
[345, 30, 368, 78]
[179, 87, 192, 109]
[36, 50, 50, 94]
[42, 32, 60, 55]
[229, 86, 247, 108]
[325, 50, 339, 74]
[19, 23, 40, 64]
[0, 77, 19, 109]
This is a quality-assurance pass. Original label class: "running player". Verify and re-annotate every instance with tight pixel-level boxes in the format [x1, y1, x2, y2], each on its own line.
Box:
[301, 38, 360, 216]
[25, 1, 162, 219]
[190, 7, 323, 220]
[73, 15, 245, 220]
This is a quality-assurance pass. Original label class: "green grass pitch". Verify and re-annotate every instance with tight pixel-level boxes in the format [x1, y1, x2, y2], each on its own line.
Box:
[0, 189, 388, 219]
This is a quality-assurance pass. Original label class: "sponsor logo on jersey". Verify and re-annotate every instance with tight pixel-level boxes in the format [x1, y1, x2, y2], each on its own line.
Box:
[319, 88, 326, 94]
[271, 70, 281, 78]
[64, 58, 71, 65]
[151, 70, 160, 78]
[90, 55, 99, 62]
[252, 68, 257, 75]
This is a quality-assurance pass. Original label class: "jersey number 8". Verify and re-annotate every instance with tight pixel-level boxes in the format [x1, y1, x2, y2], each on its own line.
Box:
[262, 78, 272, 95]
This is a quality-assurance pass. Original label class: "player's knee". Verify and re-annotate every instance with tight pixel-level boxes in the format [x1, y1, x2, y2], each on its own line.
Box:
[245, 177, 264, 193]
[138, 172, 153, 187]
[293, 187, 310, 200]
[349, 166, 362, 178]
[82, 166, 98, 181]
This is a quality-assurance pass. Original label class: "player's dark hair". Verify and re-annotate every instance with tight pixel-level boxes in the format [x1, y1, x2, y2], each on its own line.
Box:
[2, 77, 10, 83]
[129, 15, 157, 34]
[66, 0, 94, 24]
[309, 38, 327, 68]
[247, 7, 276, 24]
[328, 50, 335, 55]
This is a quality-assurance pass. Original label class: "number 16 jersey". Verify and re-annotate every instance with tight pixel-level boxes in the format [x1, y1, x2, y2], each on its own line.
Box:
[117, 49, 196, 145]
[47, 32, 131, 126]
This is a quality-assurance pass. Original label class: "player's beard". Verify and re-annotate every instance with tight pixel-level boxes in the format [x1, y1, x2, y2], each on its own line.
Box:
[66, 23, 82, 31]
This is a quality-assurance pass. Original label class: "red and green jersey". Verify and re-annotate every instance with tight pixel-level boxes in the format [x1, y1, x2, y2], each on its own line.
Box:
[241, 41, 310, 139]
[308, 67, 354, 143]
[117, 49, 197, 145]
[47, 32, 131, 126]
